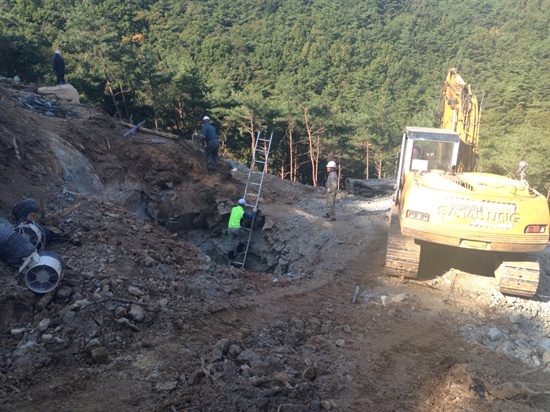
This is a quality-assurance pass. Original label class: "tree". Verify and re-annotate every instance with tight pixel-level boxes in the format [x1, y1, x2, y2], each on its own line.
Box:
[57, 0, 146, 118]
[480, 122, 549, 193]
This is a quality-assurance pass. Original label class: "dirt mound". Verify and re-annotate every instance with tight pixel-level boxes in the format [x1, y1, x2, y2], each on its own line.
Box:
[0, 83, 549, 411]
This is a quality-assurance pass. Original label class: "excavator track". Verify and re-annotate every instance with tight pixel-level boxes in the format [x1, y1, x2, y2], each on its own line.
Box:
[494, 254, 540, 298]
[385, 208, 421, 278]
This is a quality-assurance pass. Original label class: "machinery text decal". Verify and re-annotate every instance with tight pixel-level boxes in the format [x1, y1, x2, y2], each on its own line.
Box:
[438, 198, 519, 229]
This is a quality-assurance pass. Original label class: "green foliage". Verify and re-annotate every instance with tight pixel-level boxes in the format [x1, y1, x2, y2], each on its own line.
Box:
[481, 121, 549, 193]
[0, 8, 50, 82]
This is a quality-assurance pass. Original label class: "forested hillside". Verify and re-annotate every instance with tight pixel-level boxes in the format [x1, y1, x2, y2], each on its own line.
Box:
[1, 0, 549, 193]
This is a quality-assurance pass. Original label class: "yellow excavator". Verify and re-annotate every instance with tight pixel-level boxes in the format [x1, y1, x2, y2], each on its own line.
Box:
[385, 68, 549, 297]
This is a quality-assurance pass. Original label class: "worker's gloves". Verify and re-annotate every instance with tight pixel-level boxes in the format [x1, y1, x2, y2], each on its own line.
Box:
[327, 189, 332, 193]
[253, 207, 257, 213]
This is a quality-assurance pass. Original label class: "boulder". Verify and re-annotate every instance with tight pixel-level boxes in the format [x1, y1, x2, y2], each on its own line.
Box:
[37, 84, 80, 104]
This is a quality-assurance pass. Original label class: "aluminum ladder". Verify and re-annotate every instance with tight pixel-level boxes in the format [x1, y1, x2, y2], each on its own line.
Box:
[231, 130, 273, 268]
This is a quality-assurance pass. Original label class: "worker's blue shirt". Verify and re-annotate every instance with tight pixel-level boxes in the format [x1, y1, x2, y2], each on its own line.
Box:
[202, 123, 218, 143]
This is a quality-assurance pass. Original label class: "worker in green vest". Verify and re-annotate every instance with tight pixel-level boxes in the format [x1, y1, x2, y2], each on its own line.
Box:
[228, 198, 256, 261]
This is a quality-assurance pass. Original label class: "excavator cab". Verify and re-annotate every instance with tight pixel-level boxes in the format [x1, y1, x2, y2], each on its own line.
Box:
[399, 127, 459, 175]
[394, 126, 460, 204]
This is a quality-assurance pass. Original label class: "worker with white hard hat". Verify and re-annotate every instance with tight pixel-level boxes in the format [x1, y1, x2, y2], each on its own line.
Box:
[198, 115, 219, 170]
[324, 161, 338, 220]
[52, 49, 66, 85]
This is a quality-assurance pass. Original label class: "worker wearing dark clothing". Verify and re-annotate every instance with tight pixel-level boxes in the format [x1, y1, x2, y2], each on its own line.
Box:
[324, 161, 338, 221]
[227, 199, 256, 261]
[200, 116, 220, 170]
[52, 50, 66, 85]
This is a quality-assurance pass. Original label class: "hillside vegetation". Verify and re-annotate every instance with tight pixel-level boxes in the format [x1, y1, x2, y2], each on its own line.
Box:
[1, 0, 549, 192]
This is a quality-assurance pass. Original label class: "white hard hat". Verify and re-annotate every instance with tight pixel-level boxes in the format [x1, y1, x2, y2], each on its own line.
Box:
[238, 199, 246, 206]
[54, 50, 61, 55]
[326, 161, 337, 168]
[203, 116, 210, 121]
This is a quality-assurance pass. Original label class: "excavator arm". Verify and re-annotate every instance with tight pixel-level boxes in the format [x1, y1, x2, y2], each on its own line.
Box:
[440, 68, 481, 172]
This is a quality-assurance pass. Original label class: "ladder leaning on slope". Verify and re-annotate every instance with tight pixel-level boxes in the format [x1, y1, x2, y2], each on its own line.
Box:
[231, 130, 273, 268]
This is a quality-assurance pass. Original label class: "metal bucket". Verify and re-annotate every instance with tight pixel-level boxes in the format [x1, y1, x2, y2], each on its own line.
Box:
[24, 251, 63, 294]
[15, 222, 45, 252]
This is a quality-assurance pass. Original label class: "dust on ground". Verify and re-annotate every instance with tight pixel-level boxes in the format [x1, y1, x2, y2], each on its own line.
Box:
[0, 80, 550, 411]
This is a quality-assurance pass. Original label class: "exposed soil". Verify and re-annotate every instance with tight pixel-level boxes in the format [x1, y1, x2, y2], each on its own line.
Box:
[0, 80, 549, 411]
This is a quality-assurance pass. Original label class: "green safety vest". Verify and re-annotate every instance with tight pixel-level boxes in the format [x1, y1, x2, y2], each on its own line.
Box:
[228, 205, 245, 228]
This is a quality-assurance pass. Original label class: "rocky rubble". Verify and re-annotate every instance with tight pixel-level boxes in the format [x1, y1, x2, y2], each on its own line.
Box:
[461, 286, 550, 367]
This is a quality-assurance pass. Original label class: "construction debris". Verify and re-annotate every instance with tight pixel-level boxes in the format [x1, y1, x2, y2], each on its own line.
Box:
[11, 93, 80, 118]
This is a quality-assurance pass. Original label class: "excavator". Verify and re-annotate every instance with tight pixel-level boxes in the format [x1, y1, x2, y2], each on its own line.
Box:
[385, 68, 549, 297]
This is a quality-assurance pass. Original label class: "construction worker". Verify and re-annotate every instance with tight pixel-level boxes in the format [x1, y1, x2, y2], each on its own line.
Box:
[199, 116, 219, 170]
[52, 50, 66, 85]
[412, 146, 423, 159]
[324, 160, 338, 221]
[227, 198, 256, 261]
